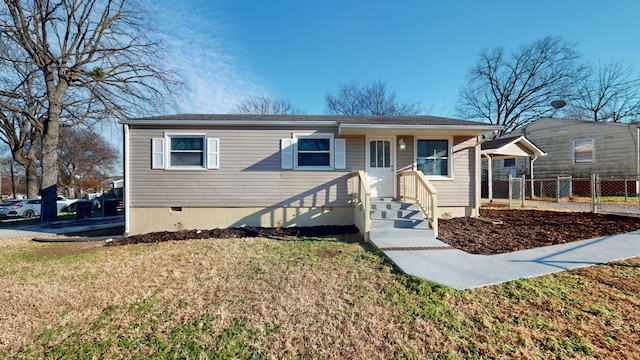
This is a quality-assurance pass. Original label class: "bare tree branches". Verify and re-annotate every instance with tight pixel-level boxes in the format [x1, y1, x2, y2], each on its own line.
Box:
[57, 127, 117, 198]
[569, 61, 640, 122]
[325, 80, 421, 116]
[0, 0, 181, 219]
[456, 36, 584, 134]
[234, 95, 302, 115]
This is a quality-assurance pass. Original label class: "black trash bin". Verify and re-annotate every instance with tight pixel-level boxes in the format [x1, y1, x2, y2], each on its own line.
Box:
[103, 199, 119, 216]
[76, 200, 92, 219]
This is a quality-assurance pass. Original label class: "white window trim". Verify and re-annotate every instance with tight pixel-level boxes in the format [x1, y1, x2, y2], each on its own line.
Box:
[165, 132, 209, 171]
[572, 138, 595, 165]
[293, 133, 335, 170]
[414, 136, 454, 180]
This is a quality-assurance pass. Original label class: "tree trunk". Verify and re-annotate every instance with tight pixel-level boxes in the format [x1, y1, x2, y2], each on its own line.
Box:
[25, 135, 39, 198]
[40, 88, 65, 221]
[11, 147, 39, 199]
[25, 158, 39, 199]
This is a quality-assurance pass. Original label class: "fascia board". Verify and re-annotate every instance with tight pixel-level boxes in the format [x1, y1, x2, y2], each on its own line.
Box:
[338, 124, 503, 131]
[120, 119, 339, 127]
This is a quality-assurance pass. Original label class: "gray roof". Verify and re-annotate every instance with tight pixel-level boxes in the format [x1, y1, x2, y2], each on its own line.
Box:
[481, 136, 521, 150]
[481, 135, 546, 157]
[122, 113, 503, 129]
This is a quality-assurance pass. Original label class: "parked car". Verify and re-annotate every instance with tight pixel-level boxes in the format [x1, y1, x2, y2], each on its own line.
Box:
[0, 200, 21, 219]
[56, 196, 78, 213]
[0, 199, 41, 219]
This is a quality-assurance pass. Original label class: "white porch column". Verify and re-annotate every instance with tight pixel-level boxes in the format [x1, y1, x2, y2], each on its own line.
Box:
[486, 154, 493, 202]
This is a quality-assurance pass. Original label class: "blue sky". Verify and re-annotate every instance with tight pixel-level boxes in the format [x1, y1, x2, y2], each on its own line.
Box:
[152, 0, 640, 117]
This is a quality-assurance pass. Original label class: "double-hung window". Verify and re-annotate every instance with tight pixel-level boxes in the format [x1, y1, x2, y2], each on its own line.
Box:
[281, 133, 345, 170]
[152, 133, 219, 170]
[572, 138, 595, 164]
[416, 139, 451, 177]
[294, 134, 333, 169]
[170, 136, 205, 167]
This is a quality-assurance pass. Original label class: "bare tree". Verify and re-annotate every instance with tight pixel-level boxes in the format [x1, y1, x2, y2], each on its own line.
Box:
[456, 36, 584, 134]
[325, 80, 421, 116]
[0, 0, 181, 220]
[0, 57, 43, 198]
[234, 95, 301, 115]
[569, 61, 640, 122]
[57, 127, 117, 198]
[0, 155, 26, 198]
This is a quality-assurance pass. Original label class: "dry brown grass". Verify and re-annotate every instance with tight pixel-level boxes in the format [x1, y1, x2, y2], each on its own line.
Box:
[0, 236, 638, 359]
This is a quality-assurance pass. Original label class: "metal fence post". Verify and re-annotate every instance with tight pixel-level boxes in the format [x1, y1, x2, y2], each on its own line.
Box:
[556, 176, 560, 202]
[521, 174, 525, 207]
[569, 176, 573, 198]
[624, 176, 628, 202]
[508, 173, 513, 209]
[590, 173, 599, 214]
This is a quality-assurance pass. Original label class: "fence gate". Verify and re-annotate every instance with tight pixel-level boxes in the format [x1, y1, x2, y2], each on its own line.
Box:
[508, 174, 525, 209]
[594, 174, 640, 215]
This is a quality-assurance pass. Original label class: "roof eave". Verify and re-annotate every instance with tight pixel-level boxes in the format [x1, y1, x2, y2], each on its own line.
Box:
[481, 135, 547, 157]
[120, 119, 339, 126]
[338, 123, 502, 136]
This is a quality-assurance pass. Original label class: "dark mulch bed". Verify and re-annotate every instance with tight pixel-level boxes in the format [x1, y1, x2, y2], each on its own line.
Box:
[86, 209, 639, 256]
[437, 209, 640, 255]
[104, 225, 360, 246]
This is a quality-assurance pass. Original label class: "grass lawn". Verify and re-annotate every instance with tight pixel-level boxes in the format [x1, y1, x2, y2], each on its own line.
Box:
[0, 235, 638, 359]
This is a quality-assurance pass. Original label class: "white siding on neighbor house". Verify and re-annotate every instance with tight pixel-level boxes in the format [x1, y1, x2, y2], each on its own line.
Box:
[522, 119, 639, 178]
[128, 125, 365, 208]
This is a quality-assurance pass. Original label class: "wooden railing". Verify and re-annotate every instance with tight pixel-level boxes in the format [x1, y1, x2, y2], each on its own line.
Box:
[351, 171, 371, 242]
[399, 171, 439, 236]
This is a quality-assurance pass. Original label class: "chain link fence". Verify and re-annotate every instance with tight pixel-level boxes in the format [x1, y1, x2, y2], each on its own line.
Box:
[486, 174, 640, 215]
[594, 174, 640, 214]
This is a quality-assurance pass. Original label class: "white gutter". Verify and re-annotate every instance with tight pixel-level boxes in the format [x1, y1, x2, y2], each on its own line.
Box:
[123, 123, 130, 235]
[339, 123, 503, 132]
[120, 119, 339, 127]
[530, 156, 538, 199]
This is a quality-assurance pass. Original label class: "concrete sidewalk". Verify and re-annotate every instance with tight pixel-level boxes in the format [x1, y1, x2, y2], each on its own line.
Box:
[0, 215, 124, 240]
[376, 230, 640, 290]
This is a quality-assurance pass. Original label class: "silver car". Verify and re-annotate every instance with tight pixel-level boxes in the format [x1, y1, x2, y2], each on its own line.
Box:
[0, 199, 41, 219]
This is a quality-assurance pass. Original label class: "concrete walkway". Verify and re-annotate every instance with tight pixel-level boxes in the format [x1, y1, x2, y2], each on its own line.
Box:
[0, 215, 124, 240]
[376, 230, 640, 290]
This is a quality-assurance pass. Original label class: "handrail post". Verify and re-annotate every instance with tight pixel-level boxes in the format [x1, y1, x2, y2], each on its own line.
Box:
[351, 171, 371, 242]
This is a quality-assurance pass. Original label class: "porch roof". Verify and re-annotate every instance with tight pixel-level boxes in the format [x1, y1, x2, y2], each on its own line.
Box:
[480, 135, 546, 159]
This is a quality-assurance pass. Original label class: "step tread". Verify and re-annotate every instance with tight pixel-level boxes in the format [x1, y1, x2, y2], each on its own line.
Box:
[370, 209, 424, 220]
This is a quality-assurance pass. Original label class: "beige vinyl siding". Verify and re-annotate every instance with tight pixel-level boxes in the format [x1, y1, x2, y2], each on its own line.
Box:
[396, 135, 415, 173]
[524, 119, 639, 178]
[128, 126, 364, 208]
[396, 135, 477, 207]
[429, 136, 476, 206]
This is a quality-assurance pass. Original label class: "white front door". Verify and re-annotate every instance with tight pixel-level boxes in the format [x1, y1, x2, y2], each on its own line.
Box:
[366, 136, 395, 198]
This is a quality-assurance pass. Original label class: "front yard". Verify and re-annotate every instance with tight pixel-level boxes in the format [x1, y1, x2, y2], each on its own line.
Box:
[0, 234, 638, 359]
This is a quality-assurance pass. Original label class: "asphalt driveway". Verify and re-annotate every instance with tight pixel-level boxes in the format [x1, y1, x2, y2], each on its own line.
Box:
[0, 215, 124, 240]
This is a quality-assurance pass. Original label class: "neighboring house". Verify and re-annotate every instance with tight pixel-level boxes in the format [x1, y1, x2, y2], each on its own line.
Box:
[480, 135, 546, 200]
[504, 118, 640, 179]
[121, 114, 501, 235]
[481, 135, 547, 179]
